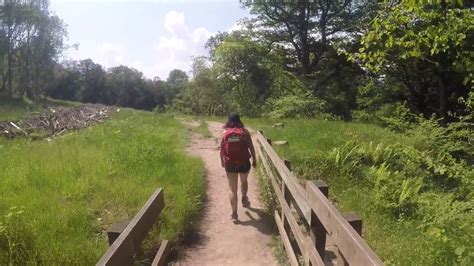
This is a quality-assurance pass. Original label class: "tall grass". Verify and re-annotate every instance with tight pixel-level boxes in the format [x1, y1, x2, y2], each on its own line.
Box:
[0, 109, 205, 264]
[243, 118, 471, 265]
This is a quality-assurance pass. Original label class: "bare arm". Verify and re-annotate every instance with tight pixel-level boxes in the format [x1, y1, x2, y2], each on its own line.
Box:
[220, 137, 225, 167]
[247, 132, 257, 167]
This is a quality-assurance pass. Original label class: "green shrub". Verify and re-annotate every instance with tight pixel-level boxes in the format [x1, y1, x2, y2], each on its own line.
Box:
[326, 139, 473, 264]
[268, 92, 334, 119]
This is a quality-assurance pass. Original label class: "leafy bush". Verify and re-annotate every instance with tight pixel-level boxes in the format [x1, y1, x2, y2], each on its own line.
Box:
[353, 102, 416, 132]
[268, 92, 334, 119]
[327, 139, 473, 264]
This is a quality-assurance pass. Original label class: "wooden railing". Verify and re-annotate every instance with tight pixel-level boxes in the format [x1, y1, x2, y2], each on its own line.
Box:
[96, 188, 170, 266]
[255, 131, 383, 266]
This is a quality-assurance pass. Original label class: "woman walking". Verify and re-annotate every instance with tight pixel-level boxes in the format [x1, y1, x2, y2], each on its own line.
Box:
[220, 113, 257, 222]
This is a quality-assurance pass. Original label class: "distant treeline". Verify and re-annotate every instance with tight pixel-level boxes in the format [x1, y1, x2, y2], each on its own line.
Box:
[48, 60, 188, 111]
[1, 0, 472, 122]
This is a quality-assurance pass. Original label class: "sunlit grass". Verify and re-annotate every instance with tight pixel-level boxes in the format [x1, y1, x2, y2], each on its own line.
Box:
[0, 109, 205, 264]
[193, 120, 212, 138]
[241, 118, 441, 265]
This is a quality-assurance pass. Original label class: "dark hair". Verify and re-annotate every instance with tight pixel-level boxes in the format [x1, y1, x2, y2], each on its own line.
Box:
[224, 112, 245, 128]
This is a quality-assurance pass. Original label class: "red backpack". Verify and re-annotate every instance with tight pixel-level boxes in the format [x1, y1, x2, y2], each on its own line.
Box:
[222, 128, 251, 165]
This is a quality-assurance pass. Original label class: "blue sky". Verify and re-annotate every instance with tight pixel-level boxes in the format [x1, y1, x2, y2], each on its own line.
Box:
[50, 0, 250, 79]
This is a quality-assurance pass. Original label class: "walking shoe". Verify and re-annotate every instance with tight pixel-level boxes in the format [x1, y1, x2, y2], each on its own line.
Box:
[242, 195, 250, 208]
[231, 212, 238, 223]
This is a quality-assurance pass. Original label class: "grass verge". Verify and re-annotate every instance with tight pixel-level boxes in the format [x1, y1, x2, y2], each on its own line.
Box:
[0, 109, 205, 264]
[242, 117, 471, 265]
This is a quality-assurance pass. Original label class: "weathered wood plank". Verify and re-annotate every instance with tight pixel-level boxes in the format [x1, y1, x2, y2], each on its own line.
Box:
[335, 213, 364, 266]
[284, 159, 292, 171]
[97, 233, 134, 266]
[306, 182, 383, 266]
[279, 187, 324, 266]
[275, 210, 299, 266]
[257, 130, 382, 265]
[97, 188, 165, 266]
[312, 180, 328, 198]
[307, 180, 328, 261]
[107, 220, 129, 246]
[344, 212, 362, 236]
[259, 146, 323, 266]
[256, 132, 311, 222]
[151, 240, 170, 266]
[128, 188, 165, 248]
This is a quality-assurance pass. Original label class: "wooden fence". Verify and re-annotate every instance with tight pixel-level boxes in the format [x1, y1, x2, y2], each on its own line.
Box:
[96, 188, 170, 266]
[255, 131, 383, 266]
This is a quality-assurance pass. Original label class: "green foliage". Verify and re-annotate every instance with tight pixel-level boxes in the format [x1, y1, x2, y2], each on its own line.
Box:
[355, 3, 472, 74]
[171, 58, 232, 116]
[268, 92, 333, 119]
[351, 1, 473, 118]
[214, 35, 274, 116]
[244, 117, 473, 265]
[49, 62, 169, 111]
[0, 110, 205, 264]
[0, 0, 66, 101]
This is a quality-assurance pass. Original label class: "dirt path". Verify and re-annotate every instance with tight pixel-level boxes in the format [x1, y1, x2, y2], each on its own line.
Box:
[178, 121, 277, 265]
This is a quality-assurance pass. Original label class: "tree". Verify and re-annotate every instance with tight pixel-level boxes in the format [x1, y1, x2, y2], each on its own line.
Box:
[165, 69, 188, 103]
[172, 57, 232, 115]
[0, 0, 66, 101]
[213, 35, 275, 116]
[76, 59, 106, 103]
[240, 0, 357, 77]
[49, 61, 81, 100]
[352, 1, 473, 119]
[106, 66, 147, 108]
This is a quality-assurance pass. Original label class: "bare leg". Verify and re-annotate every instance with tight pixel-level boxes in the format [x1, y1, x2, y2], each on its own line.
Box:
[239, 171, 249, 197]
[226, 172, 238, 215]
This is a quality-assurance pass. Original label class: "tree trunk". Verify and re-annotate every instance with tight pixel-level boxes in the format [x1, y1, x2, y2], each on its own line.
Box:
[7, 51, 13, 98]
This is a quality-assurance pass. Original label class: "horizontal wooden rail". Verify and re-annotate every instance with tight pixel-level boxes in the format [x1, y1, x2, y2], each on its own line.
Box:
[256, 131, 383, 266]
[256, 132, 311, 222]
[97, 188, 168, 266]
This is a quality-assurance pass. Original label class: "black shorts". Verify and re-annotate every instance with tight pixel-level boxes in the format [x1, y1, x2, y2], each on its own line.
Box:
[225, 161, 251, 173]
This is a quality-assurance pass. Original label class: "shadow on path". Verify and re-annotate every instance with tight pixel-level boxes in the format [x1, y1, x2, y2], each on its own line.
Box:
[236, 206, 275, 236]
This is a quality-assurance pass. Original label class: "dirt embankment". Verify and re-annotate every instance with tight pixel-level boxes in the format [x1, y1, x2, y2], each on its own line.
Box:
[0, 104, 113, 140]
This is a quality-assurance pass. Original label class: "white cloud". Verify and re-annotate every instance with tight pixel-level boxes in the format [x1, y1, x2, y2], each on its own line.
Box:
[88, 11, 212, 79]
[152, 11, 213, 79]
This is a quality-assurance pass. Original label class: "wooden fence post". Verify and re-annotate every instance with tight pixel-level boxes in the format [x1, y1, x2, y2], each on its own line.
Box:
[107, 220, 129, 246]
[344, 212, 362, 236]
[312, 180, 328, 197]
[284, 159, 292, 171]
[335, 212, 363, 266]
[307, 180, 328, 261]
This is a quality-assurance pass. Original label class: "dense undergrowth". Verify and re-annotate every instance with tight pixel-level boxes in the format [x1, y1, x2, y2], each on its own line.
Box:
[244, 117, 473, 265]
[0, 107, 205, 264]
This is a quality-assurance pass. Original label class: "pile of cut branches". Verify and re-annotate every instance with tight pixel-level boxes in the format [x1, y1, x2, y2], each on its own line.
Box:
[0, 104, 114, 140]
